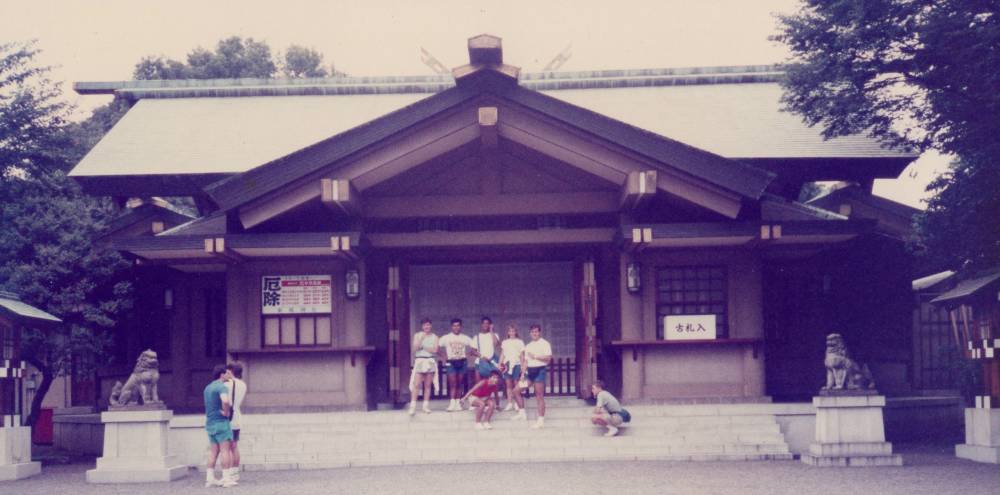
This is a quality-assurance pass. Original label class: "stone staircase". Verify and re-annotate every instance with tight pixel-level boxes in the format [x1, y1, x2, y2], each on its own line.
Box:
[237, 398, 793, 471]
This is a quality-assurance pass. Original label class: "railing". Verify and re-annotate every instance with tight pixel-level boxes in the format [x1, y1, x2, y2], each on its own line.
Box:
[407, 357, 577, 399]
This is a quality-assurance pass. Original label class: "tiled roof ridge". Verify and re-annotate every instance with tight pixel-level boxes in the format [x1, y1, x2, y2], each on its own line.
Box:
[74, 64, 784, 99]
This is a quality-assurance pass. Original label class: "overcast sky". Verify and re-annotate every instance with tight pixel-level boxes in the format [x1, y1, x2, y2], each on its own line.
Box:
[2, 0, 947, 208]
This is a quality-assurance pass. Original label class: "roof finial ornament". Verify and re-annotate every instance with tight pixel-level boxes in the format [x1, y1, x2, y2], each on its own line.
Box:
[453, 34, 520, 86]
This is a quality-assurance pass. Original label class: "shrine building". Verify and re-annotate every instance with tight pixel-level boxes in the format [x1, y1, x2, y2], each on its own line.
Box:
[69, 35, 919, 412]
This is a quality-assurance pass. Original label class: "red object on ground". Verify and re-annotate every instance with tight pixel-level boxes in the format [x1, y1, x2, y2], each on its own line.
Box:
[32, 408, 53, 445]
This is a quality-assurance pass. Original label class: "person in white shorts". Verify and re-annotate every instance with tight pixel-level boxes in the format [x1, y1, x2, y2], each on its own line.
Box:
[438, 318, 472, 412]
[498, 323, 526, 419]
[224, 362, 247, 481]
[409, 318, 439, 415]
[523, 324, 552, 429]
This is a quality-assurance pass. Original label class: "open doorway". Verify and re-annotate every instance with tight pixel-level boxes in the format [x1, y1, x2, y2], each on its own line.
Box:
[408, 261, 577, 396]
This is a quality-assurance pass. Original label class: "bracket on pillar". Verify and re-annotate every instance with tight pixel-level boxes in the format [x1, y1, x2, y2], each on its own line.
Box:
[627, 227, 653, 252]
[203, 237, 244, 263]
[478, 106, 498, 149]
[621, 170, 657, 211]
[321, 179, 361, 216]
[330, 235, 359, 260]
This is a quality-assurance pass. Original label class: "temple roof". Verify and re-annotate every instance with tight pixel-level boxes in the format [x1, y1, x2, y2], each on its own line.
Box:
[69, 64, 915, 194]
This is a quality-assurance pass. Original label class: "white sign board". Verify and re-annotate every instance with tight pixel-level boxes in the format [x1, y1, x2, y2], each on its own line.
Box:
[663, 314, 717, 340]
[261, 275, 332, 314]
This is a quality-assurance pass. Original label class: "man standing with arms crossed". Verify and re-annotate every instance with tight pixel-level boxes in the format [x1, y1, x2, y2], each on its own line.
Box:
[204, 364, 236, 488]
[225, 362, 247, 482]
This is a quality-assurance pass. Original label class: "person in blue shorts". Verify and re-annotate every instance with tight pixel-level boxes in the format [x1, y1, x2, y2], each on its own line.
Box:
[204, 364, 236, 487]
[523, 324, 553, 429]
[438, 318, 472, 412]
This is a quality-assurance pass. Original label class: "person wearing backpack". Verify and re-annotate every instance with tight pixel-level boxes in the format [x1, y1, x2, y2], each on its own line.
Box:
[590, 380, 630, 437]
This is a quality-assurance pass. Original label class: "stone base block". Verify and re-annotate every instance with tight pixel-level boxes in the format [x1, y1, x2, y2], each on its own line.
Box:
[86, 465, 188, 483]
[955, 443, 1000, 464]
[801, 453, 903, 467]
[0, 461, 41, 481]
[808, 441, 894, 457]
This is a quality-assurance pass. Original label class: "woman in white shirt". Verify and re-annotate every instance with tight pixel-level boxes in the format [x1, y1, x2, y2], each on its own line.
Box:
[498, 323, 526, 419]
[409, 318, 439, 415]
[523, 324, 553, 429]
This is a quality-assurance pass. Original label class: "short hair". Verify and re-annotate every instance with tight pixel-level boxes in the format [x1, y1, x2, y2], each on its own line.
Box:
[592, 380, 605, 390]
[226, 362, 244, 379]
[420, 317, 432, 325]
[451, 318, 462, 325]
[481, 316, 492, 324]
[530, 324, 542, 332]
[212, 364, 228, 380]
[505, 323, 518, 336]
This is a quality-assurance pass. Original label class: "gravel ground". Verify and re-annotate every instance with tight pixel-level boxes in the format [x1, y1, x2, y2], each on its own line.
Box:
[4, 443, 999, 495]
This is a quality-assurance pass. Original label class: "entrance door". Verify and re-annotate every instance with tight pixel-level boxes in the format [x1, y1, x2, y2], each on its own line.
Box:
[407, 261, 578, 396]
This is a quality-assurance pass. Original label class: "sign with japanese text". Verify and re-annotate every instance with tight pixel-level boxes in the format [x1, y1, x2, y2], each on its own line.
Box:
[663, 314, 717, 340]
[261, 275, 332, 314]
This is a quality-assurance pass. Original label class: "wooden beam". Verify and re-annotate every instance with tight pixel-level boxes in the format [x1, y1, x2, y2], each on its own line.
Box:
[368, 228, 615, 248]
[238, 110, 478, 229]
[498, 106, 743, 218]
[320, 178, 361, 215]
[329, 235, 359, 260]
[620, 170, 657, 211]
[203, 237, 245, 264]
[364, 191, 619, 218]
[478, 107, 499, 149]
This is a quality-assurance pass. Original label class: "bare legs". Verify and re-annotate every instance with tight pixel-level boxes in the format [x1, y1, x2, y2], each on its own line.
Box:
[472, 398, 495, 428]
[534, 381, 546, 418]
[205, 441, 232, 485]
[505, 378, 524, 409]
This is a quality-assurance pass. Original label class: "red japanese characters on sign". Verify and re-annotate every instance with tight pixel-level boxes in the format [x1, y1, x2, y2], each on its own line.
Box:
[261, 275, 332, 314]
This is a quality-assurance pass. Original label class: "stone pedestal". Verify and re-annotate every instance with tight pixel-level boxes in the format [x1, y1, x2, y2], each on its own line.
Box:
[955, 408, 1000, 463]
[85, 409, 187, 483]
[0, 425, 41, 481]
[801, 394, 902, 467]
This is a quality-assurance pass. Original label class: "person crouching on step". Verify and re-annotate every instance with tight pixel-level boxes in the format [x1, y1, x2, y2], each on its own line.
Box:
[461, 371, 502, 430]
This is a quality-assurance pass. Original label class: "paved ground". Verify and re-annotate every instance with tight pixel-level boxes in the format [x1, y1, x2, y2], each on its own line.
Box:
[4, 443, 999, 495]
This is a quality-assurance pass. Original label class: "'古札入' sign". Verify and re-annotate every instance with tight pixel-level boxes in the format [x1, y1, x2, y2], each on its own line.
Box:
[261, 275, 332, 314]
[663, 315, 717, 340]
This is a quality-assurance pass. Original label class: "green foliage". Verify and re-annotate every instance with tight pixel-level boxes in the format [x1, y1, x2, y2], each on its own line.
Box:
[134, 36, 279, 80]
[1, 41, 133, 422]
[775, 1, 1000, 269]
[0, 40, 70, 179]
[283, 45, 328, 78]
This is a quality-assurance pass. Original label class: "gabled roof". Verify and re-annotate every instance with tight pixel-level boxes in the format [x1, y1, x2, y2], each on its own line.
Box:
[69, 64, 916, 199]
[931, 268, 1000, 306]
[205, 69, 775, 212]
[0, 291, 62, 326]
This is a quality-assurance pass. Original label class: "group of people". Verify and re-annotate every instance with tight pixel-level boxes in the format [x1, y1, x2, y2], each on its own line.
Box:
[202, 362, 247, 488]
[408, 316, 554, 430]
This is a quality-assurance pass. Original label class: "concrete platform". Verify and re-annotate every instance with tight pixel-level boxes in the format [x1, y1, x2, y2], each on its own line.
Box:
[0, 461, 41, 481]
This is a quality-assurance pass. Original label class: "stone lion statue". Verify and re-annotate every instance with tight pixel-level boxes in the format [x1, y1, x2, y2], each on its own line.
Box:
[109, 349, 162, 407]
[822, 333, 875, 392]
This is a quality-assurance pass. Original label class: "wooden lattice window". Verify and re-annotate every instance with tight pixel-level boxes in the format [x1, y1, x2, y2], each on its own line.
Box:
[656, 266, 729, 338]
[262, 315, 332, 347]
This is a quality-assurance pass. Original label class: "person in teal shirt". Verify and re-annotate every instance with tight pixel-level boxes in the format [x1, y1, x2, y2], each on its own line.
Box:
[203, 364, 236, 487]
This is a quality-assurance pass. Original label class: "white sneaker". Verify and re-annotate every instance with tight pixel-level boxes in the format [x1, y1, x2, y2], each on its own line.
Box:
[221, 471, 237, 488]
[205, 473, 221, 488]
[503, 402, 514, 412]
[604, 426, 619, 437]
[484, 422, 494, 430]
[408, 402, 416, 415]
[530, 418, 544, 429]
[422, 402, 432, 414]
[231, 468, 240, 482]
[474, 422, 485, 430]
[513, 409, 527, 421]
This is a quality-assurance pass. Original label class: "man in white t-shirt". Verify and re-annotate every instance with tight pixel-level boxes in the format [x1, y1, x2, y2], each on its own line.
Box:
[469, 316, 501, 378]
[438, 318, 473, 412]
[523, 324, 553, 429]
[224, 362, 247, 482]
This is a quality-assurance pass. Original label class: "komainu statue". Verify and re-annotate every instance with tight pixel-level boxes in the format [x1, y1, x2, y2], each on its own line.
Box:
[822, 333, 876, 392]
[109, 349, 163, 408]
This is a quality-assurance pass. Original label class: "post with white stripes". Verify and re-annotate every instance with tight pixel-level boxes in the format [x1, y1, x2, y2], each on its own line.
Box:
[0, 290, 56, 481]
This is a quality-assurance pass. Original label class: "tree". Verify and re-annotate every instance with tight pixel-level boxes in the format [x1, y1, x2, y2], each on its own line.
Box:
[774, 0, 1000, 270]
[282, 45, 328, 78]
[0, 41, 132, 425]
